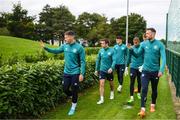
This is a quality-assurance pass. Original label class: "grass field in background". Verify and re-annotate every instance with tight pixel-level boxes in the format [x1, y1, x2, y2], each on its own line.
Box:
[0, 36, 54, 60]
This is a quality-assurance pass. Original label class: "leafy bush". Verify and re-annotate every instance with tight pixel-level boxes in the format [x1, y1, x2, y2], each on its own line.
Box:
[24, 50, 49, 63]
[0, 27, 10, 36]
[0, 47, 100, 67]
[85, 47, 100, 56]
[0, 57, 98, 118]
[7, 52, 20, 65]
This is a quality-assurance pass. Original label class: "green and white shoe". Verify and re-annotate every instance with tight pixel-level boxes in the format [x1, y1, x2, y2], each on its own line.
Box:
[137, 93, 141, 100]
[68, 108, 75, 116]
[127, 98, 134, 104]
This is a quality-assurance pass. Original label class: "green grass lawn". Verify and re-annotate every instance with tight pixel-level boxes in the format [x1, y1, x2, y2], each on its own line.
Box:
[0, 36, 176, 119]
[42, 72, 176, 119]
[0, 36, 54, 60]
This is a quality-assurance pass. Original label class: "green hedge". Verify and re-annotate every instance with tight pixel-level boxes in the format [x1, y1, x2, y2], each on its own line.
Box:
[0, 56, 98, 118]
[0, 47, 100, 67]
[85, 47, 100, 56]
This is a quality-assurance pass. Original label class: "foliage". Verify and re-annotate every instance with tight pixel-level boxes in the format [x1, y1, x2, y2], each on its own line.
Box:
[38, 4, 76, 41]
[0, 57, 98, 118]
[110, 13, 146, 44]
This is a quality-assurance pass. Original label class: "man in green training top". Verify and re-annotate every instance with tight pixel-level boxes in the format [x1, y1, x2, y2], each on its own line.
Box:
[113, 36, 129, 93]
[128, 28, 166, 118]
[127, 37, 143, 104]
[40, 31, 86, 116]
[95, 39, 116, 104]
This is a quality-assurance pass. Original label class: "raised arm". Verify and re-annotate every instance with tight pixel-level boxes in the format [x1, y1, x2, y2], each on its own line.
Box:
[129, 45, 144, 58]
[40, 40, 64, 54]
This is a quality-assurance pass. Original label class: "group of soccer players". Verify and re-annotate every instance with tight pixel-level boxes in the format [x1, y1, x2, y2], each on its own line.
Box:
[40, 27, 166, 118]
[95, 27, 166, 118]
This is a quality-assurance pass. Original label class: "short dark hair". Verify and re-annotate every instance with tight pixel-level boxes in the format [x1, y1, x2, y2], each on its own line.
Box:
[116, 35, 123, 40]
[146, 28, 156, 33]
[64, 30, 76, 36]
[100, 38, 110, 45]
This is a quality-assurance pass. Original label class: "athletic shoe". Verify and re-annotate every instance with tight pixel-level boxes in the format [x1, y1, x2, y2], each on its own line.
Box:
[117, 85, 122, 92]
[127, 98, 134, 104]
[150, 104, 155, 112]
[68, 108, 75, 116]
[97, 99, 104, 104]
[110, 93, 114, 100]
[138, 110, 146, 118]
[137, 94, 141, 100]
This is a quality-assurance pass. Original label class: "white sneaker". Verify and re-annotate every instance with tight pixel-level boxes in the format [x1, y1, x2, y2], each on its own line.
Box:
[110, 92, 114, 100]
[117, 85, 122, 92]
[97, 99, 104, 104]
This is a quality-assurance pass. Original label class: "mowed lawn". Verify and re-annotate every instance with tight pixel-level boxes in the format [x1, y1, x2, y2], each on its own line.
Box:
[0, 36, 54, 60]
[42, 72, 176, 119]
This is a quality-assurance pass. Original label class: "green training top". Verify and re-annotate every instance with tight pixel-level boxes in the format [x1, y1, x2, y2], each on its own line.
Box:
[44, 42, 86, 76]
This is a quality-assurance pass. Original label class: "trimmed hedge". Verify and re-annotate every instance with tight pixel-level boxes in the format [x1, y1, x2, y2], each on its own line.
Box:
[0, 56, 98, 118]
[0, 47, 99, 67]
[85, 47, 100, 56]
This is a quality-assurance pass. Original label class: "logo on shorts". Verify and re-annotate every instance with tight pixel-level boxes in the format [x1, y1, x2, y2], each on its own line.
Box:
[74, 83, 77, 86]
[142, 74, 145, 77]
[130, 73, 133, 76]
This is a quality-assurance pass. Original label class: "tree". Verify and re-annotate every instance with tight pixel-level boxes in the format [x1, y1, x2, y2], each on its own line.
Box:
[87, 21, 115, 46]
[75, 12, 107, 39]
[39, 4, 75, 42]
[7, 2, 35, 39]
[110, 13, 146, 44]
[0, 12, 10, 27]
[0, 12, 11, 36]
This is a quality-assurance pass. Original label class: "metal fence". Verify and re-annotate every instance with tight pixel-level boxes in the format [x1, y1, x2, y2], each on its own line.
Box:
[166, 48, 180, 97]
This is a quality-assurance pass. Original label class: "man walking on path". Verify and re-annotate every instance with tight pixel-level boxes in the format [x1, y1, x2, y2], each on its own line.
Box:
[128, 28, 166, 118]
[113, 36, 129, 93]
[134, 33, 148, 93]
[127, 37, 143, 104]
[95, 39, 116, 104]
[40, 30, 86, 116]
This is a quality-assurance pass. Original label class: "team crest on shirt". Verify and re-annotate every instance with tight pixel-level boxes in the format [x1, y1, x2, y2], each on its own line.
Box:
[73, 48, 77, 53]
[101, 52, 104, 55]
[154, 45, 158, 50]
[65, 47, 68, 51]
[115, 47, 118, 50]
[145, 46, 148, 49]
[121, 47, 125, 50]
[108, 52, 111, 56]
